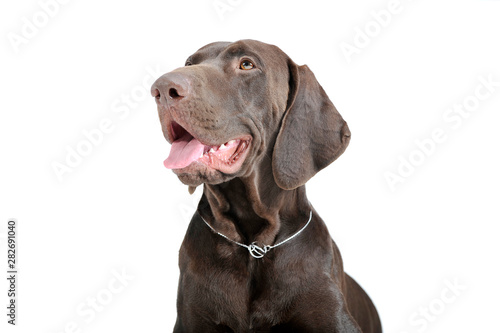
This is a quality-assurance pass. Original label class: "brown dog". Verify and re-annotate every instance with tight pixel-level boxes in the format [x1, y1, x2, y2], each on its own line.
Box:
[151, 40, 382, 332]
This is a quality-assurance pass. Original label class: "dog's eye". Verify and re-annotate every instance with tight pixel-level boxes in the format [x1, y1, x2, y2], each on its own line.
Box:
[240, 60, 254, 70]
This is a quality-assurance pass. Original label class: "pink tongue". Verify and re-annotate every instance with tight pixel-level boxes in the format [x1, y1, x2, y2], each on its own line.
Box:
[164, 133, 206, 169]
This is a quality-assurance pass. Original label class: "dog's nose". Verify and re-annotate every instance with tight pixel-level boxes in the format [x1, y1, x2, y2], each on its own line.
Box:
[151, 72, 191, 105]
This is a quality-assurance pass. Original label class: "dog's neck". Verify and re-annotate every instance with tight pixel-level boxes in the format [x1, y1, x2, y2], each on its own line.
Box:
[199, 169, 311, 247]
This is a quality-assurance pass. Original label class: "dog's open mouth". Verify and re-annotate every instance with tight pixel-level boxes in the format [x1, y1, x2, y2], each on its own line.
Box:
[163, 121, 251, 173]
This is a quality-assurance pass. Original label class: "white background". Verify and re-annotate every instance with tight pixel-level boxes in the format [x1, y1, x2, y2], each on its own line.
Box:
[1, 0, 499, 332]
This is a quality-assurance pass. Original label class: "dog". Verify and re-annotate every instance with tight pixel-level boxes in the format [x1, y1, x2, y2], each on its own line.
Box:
[151, 39, 382, 332]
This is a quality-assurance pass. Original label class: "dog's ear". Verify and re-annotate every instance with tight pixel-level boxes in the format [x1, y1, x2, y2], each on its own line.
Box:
[272, 60, 351, 190]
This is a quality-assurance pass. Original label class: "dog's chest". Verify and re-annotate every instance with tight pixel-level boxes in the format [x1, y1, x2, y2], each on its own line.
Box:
[186, 256, 302, 330]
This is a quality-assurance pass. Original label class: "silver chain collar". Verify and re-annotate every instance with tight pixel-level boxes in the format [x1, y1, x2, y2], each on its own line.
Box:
[199, 210, 313, 259]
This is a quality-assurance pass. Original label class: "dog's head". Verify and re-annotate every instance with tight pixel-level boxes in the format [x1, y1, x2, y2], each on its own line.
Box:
[151, 40, 350, 190]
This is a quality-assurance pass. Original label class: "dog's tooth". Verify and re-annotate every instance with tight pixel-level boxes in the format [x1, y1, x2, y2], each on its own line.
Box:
[220, 143, 226, 149]
[209, 148, 215, 153]
[199, 153, 204, 158]
[227, 140, 236, 145]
